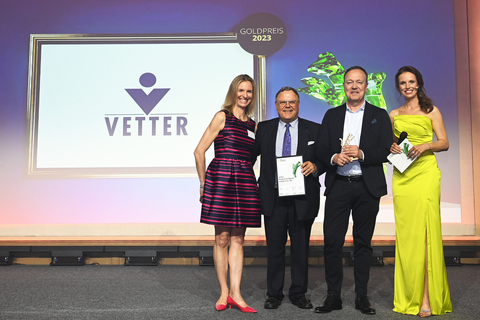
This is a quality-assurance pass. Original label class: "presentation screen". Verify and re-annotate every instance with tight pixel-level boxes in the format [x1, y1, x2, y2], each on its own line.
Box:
[28, 34, 257, 176]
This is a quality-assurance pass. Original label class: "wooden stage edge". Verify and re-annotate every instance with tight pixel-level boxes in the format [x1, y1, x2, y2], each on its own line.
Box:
[1, 236, 479, 247]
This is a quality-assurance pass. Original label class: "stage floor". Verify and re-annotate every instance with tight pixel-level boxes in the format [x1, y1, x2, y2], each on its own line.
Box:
[0, 264, 477, 319]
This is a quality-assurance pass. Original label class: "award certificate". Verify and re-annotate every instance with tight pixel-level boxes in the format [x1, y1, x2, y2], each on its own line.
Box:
[276, 155, 306, 197]
[387, 138, 415, 173]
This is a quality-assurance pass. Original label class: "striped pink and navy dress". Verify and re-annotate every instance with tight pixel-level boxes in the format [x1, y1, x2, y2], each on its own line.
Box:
[200, 111, 261, 228]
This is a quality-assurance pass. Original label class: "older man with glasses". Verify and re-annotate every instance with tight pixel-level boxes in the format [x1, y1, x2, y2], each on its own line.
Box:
[251, 86, 325, 311]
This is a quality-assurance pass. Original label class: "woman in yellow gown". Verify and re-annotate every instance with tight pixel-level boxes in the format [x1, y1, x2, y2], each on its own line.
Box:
[389, 66, 452, 317]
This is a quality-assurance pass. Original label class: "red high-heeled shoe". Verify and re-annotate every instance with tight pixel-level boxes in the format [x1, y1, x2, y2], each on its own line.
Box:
[227, 295, 257, 313]
[215, 303, 227, 311]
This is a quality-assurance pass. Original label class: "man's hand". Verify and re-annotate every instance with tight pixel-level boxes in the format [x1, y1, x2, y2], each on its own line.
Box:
[301, 161, 317, 176]
[333, 153, 353, 167]
[342, 145, 362, 160]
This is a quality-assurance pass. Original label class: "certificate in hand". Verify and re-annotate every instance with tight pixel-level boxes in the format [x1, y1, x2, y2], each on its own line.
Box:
[387, 138, 415, 173]
[276, 155, 306, 197]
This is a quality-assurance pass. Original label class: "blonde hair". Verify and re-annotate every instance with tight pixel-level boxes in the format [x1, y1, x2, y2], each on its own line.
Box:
[222, 74, 256, 117]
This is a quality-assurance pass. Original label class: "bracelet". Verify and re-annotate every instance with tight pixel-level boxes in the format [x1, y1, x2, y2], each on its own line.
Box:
[200, 185, 204, 189]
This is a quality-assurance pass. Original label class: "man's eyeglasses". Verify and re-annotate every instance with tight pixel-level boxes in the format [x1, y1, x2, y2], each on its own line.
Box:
[277, 100, 298, 107]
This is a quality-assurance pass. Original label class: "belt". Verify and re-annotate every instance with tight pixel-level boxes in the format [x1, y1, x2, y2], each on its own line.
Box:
[336, 174, 363, 182]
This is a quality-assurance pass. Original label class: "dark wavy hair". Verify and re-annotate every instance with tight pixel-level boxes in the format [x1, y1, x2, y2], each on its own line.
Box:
[222, 74, 256, 117]
[395, 66, 433, 113]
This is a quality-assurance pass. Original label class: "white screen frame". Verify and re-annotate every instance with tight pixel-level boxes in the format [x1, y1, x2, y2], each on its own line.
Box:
[27, 33, 264, 178]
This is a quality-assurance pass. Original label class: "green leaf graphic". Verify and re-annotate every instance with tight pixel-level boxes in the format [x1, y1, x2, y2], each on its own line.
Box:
[402, 143, 409, 155]
[298, 52, 387, 111]
[292, 161, 301, 178]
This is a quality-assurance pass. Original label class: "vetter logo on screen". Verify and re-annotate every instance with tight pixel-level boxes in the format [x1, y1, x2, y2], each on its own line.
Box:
[105, 73, 188, 136]
[126, 72, 170, 115]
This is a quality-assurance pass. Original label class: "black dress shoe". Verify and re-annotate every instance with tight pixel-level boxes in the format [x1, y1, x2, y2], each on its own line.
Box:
[291, 296, 313, 309]
[314, 294, 342, 313]
[355, 296, 376, 315]
[264, 297, 282, 309]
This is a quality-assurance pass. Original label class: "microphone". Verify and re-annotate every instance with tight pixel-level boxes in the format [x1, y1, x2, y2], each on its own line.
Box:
[398, 131, 408, 144]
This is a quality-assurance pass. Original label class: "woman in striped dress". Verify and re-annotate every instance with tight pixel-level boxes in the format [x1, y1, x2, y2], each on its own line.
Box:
[194, 74, 261, 313]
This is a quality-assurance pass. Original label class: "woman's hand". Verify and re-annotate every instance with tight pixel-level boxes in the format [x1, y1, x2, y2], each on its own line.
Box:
[194, 111, 225, 203]
[390, 142, 402, 154]
[199, 185, 204, 203]
[407, 143, 429, 160]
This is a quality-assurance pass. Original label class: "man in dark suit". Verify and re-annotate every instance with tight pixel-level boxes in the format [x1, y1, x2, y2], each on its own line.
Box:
[251, 87, 324, 310]
[315, 66, 392, 315]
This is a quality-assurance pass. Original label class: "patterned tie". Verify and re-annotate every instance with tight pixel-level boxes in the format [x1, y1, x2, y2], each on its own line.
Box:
[282, 123, 291, 157]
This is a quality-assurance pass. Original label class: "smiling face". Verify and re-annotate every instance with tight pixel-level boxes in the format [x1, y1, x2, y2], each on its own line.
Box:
[397, 72, 418, 99]
[343, 69, 367, 106]
[275, 90, 300, 123]
[235, 81, 253, 109]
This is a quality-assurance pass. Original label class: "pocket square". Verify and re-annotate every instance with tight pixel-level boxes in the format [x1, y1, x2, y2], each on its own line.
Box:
[371, 119, 377, 124]
[308, 141, 315, 145]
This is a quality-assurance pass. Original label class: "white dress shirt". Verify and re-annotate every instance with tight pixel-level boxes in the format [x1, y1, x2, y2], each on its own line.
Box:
[336, 101, 365, 176]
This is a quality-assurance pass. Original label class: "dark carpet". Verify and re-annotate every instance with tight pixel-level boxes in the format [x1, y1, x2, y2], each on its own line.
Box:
[0, 264, 478, 319]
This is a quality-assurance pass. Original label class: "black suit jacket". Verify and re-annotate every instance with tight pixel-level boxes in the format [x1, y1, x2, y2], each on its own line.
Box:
[251, 118, 325, 220]
[317, 102, 392, 198]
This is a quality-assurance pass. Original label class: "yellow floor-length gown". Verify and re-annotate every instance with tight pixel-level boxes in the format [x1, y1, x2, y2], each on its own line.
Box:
[392, 115, 452, 315]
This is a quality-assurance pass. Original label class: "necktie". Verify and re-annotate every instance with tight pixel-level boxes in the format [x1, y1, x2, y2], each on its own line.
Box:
[282, 123, 291, 157]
